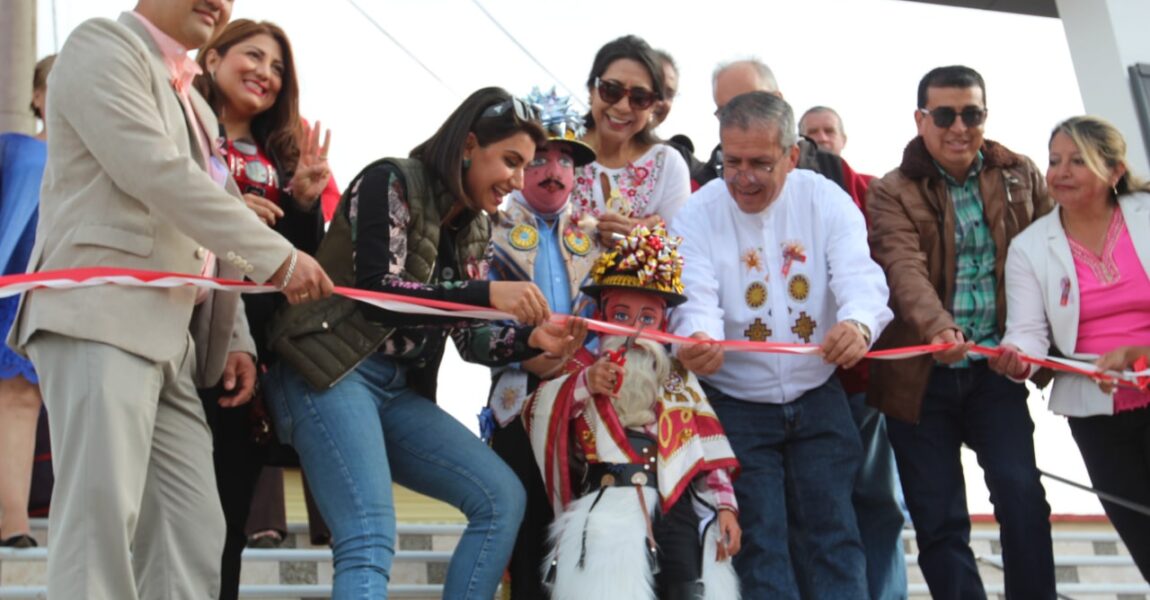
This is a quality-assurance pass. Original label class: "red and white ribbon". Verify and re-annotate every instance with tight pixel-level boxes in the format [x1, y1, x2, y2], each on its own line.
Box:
[3, 268, 1148, 390]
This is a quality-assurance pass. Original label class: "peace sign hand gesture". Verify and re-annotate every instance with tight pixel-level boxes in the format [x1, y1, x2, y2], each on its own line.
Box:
[288, 120, 332, 209]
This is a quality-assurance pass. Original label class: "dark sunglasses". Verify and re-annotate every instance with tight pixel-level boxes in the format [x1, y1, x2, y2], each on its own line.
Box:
[919, 106, 987, 129]
[595, 78, 659, 111]
[481, 97, 540, 123]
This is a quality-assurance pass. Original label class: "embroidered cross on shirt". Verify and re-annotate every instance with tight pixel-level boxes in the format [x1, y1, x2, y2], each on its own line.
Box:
[791, 312, 818, 343]
[744, 318, 772, 342]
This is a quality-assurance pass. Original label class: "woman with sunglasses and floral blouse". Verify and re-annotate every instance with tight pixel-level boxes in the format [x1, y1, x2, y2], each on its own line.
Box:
[264, 87, 587, 599]
[192, 20, 331, 600]
[576, 35, 692, 246]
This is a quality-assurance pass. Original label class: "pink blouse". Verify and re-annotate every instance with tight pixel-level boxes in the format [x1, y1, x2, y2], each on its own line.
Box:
[1072, 208, 1150, 412]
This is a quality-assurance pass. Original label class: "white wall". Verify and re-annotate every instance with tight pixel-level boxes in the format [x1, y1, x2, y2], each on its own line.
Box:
[1056, 0, 1150, 174]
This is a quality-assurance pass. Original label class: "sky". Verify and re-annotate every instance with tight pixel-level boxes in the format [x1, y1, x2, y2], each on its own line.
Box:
[35, 0, 1105, 514]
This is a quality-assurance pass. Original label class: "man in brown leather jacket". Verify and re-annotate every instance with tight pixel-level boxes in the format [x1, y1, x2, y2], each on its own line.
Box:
[866, 65, 1056, 600]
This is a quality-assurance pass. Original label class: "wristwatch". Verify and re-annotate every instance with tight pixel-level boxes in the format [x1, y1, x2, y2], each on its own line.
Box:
[845, 319, 872, 346]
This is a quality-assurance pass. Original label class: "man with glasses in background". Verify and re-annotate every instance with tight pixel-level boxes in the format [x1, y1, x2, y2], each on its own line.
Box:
[866, 65, 1055, 599]
[700, 60, 873, 209]
[671, 91, 892, 598]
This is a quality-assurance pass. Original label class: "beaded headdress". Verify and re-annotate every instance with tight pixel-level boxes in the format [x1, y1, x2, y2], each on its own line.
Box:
[582, 223, 687, 307]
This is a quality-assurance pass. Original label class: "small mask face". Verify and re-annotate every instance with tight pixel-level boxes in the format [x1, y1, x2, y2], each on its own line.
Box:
[522, 142, 576, 214]
[602, 289, 666, 330]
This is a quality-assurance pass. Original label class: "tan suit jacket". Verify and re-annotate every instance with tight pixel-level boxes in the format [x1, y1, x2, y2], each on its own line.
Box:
[10, 13, 292, 384]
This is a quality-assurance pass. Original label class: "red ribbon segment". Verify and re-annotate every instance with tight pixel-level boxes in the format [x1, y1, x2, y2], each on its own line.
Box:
[2, 268, 1146, 390]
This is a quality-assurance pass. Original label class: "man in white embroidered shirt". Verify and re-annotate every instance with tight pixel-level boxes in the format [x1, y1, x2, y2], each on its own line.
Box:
[670, 91, 892, 598]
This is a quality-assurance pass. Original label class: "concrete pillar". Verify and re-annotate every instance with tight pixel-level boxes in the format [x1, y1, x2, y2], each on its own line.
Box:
[0, 0, 37, 135]
[1055, 0, 1150, 174]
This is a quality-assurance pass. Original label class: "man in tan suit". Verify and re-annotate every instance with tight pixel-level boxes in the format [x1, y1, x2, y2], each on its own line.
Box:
[9, 1, 332, 598]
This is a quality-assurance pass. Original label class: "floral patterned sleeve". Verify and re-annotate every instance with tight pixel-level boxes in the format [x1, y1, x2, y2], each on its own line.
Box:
[450, 320, 540, 367]
[349, 163, 491, 326]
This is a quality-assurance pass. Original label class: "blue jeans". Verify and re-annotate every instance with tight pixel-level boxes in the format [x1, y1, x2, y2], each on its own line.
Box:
[265, 355, 526, 599]
[848, 393, 909, 600]
[705, 377, 866, 599]
[886, 362, 1054, 600]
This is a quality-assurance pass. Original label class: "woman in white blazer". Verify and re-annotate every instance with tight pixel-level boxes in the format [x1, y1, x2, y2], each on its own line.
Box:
[991, 116, 1150, 581]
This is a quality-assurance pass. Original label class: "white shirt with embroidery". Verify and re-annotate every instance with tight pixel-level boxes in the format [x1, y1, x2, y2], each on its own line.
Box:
[569, 143, 690, 226]
[670, 171, 892, 404]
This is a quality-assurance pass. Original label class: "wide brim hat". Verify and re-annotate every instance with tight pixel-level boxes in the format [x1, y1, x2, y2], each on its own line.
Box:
[581, 223, 687, 307]
[547, 133, 596, 168]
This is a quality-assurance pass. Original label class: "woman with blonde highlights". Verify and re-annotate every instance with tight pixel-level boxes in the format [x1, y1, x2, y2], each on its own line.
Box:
[992, 116, 1150, 581]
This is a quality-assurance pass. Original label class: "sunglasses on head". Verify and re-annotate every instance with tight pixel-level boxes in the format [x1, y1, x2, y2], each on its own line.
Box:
[919, 106, 987, 129]
[595, 78, 659, 111]
[480, 97, 540, 123]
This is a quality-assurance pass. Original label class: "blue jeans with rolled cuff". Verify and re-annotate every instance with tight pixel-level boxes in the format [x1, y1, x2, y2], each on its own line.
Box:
[265, 354, 526, 599]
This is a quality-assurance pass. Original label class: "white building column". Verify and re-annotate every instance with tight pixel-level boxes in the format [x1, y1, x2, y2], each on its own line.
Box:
[0, 0, 37, 135]
[1055, 0, 1150, 174]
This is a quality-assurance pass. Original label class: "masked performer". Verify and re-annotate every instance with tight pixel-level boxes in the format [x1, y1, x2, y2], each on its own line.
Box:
[524, 224, 741, 600]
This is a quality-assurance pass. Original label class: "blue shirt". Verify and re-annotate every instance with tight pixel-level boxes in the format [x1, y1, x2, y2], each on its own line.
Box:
[0, 133, 46, 275]
[533, 213, 573, 314]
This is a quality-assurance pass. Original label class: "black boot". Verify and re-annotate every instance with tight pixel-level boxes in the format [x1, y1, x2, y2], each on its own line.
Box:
[659, 580, 704, 600]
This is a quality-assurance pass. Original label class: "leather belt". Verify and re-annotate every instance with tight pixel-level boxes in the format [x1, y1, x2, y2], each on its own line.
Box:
[584, 432, 658, 490]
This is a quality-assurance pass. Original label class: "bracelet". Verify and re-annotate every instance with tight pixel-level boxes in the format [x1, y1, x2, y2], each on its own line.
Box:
[278, 249, 298, 290]
[845, 319, 872, 346]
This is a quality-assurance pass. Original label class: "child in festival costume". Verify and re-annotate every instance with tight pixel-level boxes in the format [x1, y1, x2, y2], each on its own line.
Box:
[523, 224, 742, 600]
[485, 87, 601, 599]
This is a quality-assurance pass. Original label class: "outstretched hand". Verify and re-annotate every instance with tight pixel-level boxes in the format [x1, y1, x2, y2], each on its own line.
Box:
[491, 281, 550, 325]
[586, 356, 625, 398]
[528, 317, 588, 359]
[1095, 345, 1150, 373]
[243, 193, 284, 226]
[288, 120, 332, 207]
[988, 343, 1029, 379]
[819, 321, 868, 368]
[930, 328, 972, 364]
[1095, 345, 1150, 394]
[678, 332, 724, 376]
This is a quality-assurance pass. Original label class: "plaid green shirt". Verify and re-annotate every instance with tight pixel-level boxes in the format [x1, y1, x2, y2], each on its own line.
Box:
[939, 153, 999, 366]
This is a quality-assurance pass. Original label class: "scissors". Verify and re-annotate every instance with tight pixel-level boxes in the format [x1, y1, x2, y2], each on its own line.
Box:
[1135, 356, 1150, 392]
[604, 323, 647, 394]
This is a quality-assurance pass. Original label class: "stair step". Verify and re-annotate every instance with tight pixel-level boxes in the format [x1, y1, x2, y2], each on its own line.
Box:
[5, 522, 1148, 598]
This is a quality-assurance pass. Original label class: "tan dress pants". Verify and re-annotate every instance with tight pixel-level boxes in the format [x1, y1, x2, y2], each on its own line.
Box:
[27, 331, 224, 600]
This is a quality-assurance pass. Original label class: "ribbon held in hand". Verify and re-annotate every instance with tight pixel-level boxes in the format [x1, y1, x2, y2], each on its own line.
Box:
[4, 267, 1149, 391]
